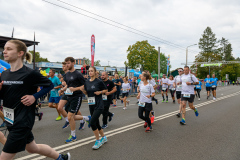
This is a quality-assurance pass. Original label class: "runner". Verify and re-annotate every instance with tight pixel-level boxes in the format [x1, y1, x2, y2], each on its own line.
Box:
[80, 66, 108, 150]
[168, 75, 176, 103]
[101, 72, 116, 129]
[120, 77, 131, 110]
[48, 69, 63, 121]
[204, 75, 212, 99]
[59, 57, 90, 143]
[173, 68, 183, 117]
[161, 74, 169, 103]
[195, 78, 202, 101]
[137, 72, 155, 132]
[210, 74, 218, 100]
[112, 74, 121, 107]
[178, 66, 199, 125]
[0, 40, 70, 159]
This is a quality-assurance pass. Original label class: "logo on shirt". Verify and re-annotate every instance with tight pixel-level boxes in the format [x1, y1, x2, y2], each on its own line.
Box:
[70, 76, 74, 80]
[91, 85, 95, 89]
[2, 81, 23, 85]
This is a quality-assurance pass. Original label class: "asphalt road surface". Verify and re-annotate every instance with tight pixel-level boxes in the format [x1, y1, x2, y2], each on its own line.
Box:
[1, 85, 240, 160]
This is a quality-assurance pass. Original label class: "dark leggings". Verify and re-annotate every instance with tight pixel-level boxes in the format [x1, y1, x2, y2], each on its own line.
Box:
[170, 90, 175, 98]
[116, 90, 120, 99]
[102, 102, 113, 125]
[196, 89, 201, 98]
[138, 103, 152, 127]
[89, 105, 103, 131]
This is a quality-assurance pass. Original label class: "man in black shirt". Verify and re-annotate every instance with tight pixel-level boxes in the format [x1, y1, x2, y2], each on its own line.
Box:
[101, 72, 116, 128]
[59, 57, 89, 143]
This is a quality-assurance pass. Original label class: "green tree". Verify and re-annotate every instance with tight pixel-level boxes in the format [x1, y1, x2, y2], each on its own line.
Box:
[125, 40, 169, 73]
[29, 50, 49, 62]
[221, 64, 240, 81]
[82, 57, 101, 66]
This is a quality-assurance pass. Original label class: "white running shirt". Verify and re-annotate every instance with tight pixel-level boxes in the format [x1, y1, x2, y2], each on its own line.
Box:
[180, 74, 198, 95]
[122, 83, 131, 93]
[139, 83, 155, 103]
[161, 78, 169, 88]
[174, 75, 182, 92]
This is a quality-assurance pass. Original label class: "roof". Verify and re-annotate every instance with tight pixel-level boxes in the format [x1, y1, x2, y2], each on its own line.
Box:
[0, 35, 39, 48]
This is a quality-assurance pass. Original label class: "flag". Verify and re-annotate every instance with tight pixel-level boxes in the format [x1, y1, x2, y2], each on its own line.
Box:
[166, 55, 170, 76]
[91, 35, 95, 67]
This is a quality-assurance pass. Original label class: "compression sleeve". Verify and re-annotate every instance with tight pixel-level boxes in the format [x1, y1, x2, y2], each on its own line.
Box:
[33, 83, 54, 100]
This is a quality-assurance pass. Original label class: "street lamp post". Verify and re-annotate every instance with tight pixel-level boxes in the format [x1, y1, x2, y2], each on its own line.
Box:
[186, 44, 197, 66]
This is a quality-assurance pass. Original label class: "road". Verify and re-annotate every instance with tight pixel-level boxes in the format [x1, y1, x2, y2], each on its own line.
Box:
[2, 85, 240, 160]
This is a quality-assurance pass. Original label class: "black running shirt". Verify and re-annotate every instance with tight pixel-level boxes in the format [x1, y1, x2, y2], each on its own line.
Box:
[0, 65, 52, 129]
[103, 80, 115, 103]
[84, 78, 107, 110]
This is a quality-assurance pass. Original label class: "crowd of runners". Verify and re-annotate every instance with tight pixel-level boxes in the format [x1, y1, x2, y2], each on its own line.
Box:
[0, 39, 225, 159]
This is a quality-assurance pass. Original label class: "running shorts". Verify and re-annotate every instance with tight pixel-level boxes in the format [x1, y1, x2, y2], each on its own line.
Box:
[181, 94, 195, 103]
[176, 91, 181, 99]
[206, 87, 211, 91]
[67, 96, 82, 113]
[122, 93, 129, 98]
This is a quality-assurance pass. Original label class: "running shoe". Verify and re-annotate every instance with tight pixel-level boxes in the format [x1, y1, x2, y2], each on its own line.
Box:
[198, 98, 200, 101]
[86, 115, 91, 128]
[102, 124, 108, 129]
[92, 140, 102, 150]
[62, 121, 70, 129]
[166, 100, 168, 103]
[145, 126, 152, 132]
[65, 135, 77, 143]
[144, 122, 147, 128]
[38, 112, 43, 121]
[180, 118, 186, 125]
[176, 113, 181, 118]
[113, 105, 117, 107]
[0, 122, 6, 128]
[162, 99, 165, 103]
[127, 100, 130, 106]
[173, 100, 175, 103]
[155, 99, 158, 104]
[207, 96, 209, 99]
[194, 108, 199, 117]
[151, 116, 155, 124]
[61, 152, 71, 160]
[79, 121, 85, 130]
[123, 107, 127, 110]
[109, 113, 114, 122]
[56, 116, 62, 121]
[100, 136, 108, 144]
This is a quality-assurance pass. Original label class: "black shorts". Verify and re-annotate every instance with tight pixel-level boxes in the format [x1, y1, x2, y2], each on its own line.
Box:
[162, 89, 168, 92]
[67, 96, 82, 113]
[139, 102, 152, 111]
[61, 94, 68, 101]
[206, 87, 211, 91]
[3, 127, 34, 153]
[194, 87, 197, 91]
[122, 93, 129, 98]
[176, 91, 181, 99]
[112, 93, 117, 99]
[181, 94, 195, 103]
[211, 86, 217, 91]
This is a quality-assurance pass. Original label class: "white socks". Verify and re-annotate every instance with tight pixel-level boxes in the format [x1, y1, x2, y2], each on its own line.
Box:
[80, 120, 84, 123]
[65, 117, 69, 122]
[83, 116, 89, 121]
[71, 130, 76, 137]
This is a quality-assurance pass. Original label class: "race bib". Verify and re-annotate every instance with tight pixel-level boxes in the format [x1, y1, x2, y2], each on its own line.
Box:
[122, 89, 128, 93]
[64, 88, 73, 95]
[88, 97, 96, 105]
[177, 85, 182, 89]
[183, 94, 190, 98]
[102, 95, 107, 101]
[3, 107, 14, 125]
[171, 88, 175, 91]
[162, 88, 166, 91]
[197, 85, 200, 88]
[212, 85, 216, 88]
[138, 102, 145, 107]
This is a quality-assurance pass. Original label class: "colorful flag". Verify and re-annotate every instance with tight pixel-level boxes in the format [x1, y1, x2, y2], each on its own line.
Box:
[91, 35, 95, 66]
[166, 55, 170, 76]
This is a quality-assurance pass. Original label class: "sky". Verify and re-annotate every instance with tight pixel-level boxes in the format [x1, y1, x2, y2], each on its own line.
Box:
[0, 0, 239, 70]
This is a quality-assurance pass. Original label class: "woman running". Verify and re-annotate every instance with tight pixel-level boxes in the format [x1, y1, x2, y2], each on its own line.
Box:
[137, 72, 155, 132]
[195, 78, 202, 101]
[0, 40, 70, 160]
[120, 77, 131, 110]
[80, 67, 108, 150]
[168, 75, 176, 103]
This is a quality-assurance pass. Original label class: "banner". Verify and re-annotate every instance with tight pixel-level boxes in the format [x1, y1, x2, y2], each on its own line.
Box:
[166, 55, 170, 76]
[200, 63, 222, 67]
[91, 35, 95, 66]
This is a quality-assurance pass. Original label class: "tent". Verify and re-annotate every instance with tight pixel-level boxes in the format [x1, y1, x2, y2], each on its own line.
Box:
[134, 72, 141, 77]
[151, 74, 158, 78]
[0, 59, 10, 73]
[129, 69, 135, 73]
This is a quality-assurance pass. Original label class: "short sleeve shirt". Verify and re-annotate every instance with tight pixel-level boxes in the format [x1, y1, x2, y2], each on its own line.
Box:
[49, 76, 61, 97]
[181, 74, 199, 95]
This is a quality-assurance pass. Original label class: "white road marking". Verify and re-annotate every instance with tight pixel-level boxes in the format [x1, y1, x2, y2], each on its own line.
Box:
[16, 90, 240, 160]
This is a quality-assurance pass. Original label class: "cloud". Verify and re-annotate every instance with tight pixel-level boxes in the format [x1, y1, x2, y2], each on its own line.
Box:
[0, 0, 239, 70]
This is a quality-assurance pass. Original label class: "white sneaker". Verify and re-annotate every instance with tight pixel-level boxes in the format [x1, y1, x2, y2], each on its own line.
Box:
[198, 98, 200, 101]
[213, 97, 216, 100]
[123, 107, 127, 110]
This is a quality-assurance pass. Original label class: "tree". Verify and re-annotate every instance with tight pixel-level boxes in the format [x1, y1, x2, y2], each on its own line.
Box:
[82, 57, 101, 66]
[221, 64, 240, 81]
[125, 40, 169, 73]
[29, 50, 49, 62]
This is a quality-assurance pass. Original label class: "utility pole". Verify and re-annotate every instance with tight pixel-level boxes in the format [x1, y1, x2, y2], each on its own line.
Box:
[33, 32, 36, 69]
[158, 47, 160, 79]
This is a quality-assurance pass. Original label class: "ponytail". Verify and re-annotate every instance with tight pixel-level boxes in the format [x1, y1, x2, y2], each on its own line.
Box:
[26, 52, 33, 64]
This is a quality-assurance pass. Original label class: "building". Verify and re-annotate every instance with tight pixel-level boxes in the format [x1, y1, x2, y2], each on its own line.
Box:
[75, 58, 86, 65]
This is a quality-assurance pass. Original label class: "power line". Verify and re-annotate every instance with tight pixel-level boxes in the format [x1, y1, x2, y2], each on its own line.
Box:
[42, 0, 199, 54]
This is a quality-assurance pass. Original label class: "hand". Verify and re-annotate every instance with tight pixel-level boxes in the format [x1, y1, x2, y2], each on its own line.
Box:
[146, 95, 150, 98]
[186, 82, 191, 85]
[58, 89, 63, 94]
[0, 82, 3, 90]
[21, 95, 36, 106]
[177, 82, 180, 85]
[137, 95, 140, 99]
[69, 87, 75, 92]
[105, 92, 111, 96]
[94, 91, 102, 95]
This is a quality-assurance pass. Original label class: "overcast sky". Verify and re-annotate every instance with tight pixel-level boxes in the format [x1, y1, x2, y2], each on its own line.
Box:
[0, 0, 239, 70]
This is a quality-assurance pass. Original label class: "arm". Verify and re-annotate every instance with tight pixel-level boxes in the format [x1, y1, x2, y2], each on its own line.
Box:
[106, 86, 117, 96]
